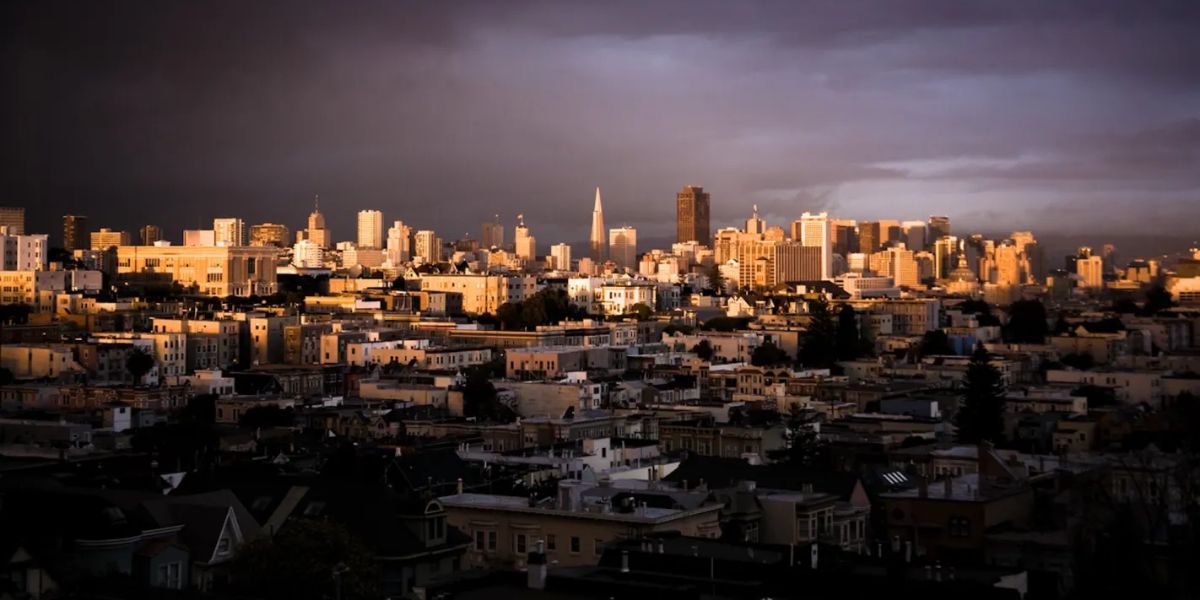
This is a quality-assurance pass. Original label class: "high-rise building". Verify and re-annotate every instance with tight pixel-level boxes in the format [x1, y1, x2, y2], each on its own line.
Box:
[213, 218, 246, 247]
[933, 235, 959, 280]
[249, 223, 290, 247]
[609, 226, 637, 269]
[1077, 255, 1104, 290]
[414, 230, 441, 263]
[831, 219, 857, 259]
[514, 215, 536, 262]
[139, 225, 163, 246]
[90, 228, 132, 249]
[745, 205, 766, 236]
[993, 241, 1024, 286]
[928, 216, 950, 242]
[901, 221, 926, 252]
[183, 229, 216, 246]
[482, 215, 505, 249]
[590, 187, 607, 262]
[386, 220, 412, 264]
[550, 243, 572, 271]
[63, 215, 89, 251]
[305, 195, 329, 249]
[356, 210, 384, 249]
[292, 239, 324, 269]
[798, 212, 832, 280]
[857, 222, 881, 254]
[0, 207, 26, 234]
[869, 246, 919, 287]
[676, 185, 711, 245]
[0, 232, 47, 270]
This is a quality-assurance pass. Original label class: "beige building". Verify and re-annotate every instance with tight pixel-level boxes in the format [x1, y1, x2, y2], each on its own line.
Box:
[249, 223, 290, 247]
[117, 245, 278, 297]
[419, 274, 538, 315]
[441, 481, 721, 569]
[212, 217, 246, 246]
[90, 228, 132, 250]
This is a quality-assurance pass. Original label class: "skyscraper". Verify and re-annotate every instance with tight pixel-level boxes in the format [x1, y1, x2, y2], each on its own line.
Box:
[857, 221, 881, 254]
[1077, 255, 1104, 290]
[356, 210, 384, 249]
[306, 195, 329, 249]
[901, 221, 926, 252]
[482, 215, 505, 249]
[550, 243, 572, 271]
[609, 226, 637, 269]
[928, 215, 951, 243]
[0, 207, 26, 234]
[745, 205, 766, 235]
[213, 218, 246, 246]
[386, 220, 412, 264]
[798, 212, 832, 280]
[63, 215, 88, 251]
[514, 215, 536, 262]
[676, 185, 711, 245]
[139, 224, 163, 246]
[249, 223, 290, 247]
[90, 228, 132, 249]
[590, 187, 607, 262]
[414, 230, 441, 263]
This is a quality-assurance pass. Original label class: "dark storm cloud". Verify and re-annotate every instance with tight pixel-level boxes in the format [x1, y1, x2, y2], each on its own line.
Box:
[2, 0, 1198, 246]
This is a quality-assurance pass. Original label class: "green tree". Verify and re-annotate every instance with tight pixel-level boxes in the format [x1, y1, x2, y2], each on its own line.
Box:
[955, 344, 1006, 444]
[751, 341, 790, 367]
[834, 305, 864, 361]
[125, 348, 156, 384]
[691, 340, 714, 361]
[1004, 299, 1049, 343]
[629, 302, 654, 321]
[1143, 285, 1174, 315]
[461, 363, 515, 422]
[798, 299, 837, 368]
[230, 519, 378, 600]
[767, 409, 827, 468]
[918, 330, 953, 357]
[707, 264, 725, 294]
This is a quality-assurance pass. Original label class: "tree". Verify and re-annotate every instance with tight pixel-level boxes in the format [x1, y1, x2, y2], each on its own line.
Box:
[767, 408, 828, 468]
[702, 316, 751, 332]
[834, 305, 864, 361]
[798, 299, 837, 368]
[1004, 299, 1049, 344]
[955, 344, 1005, 444]
[918, 330, 953, 357]
[691, 340, 714, 361]
[1061, 352, 1095, 370]
[751, 341, 790, 367]
[239, 405, 295, 429]
[1143, 285, 1174, 315]
[461, 363, 515, 422]
[125, 348, 156, 384]
[707, 264, 725, 294]
[629, 303, 654, 321]
[229, 519, 378, 600]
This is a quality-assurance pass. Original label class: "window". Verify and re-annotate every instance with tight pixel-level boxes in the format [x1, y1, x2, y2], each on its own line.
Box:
[158, 562, 182, 589]
[546, 534, 556, 551]
[475, 531, 485, 551]
[515, 534, 527, 554]
[594, 539, 604, 557]
[216, 538, 230, 554]
[948, 517, 970, 537]
[488, 531, 497, 551]
[570, 536, 581, 554]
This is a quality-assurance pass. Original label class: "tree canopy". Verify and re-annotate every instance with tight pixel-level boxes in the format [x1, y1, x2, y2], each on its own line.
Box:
[751, 341, 790, 367]
[955, 344, 1006, 444]
[496, 287, 584, 330]
[229, 519, 378, 600]
[798, 299, 837, 368]
[125, 348, 156, 384]
[1004, 299, 1049, 344]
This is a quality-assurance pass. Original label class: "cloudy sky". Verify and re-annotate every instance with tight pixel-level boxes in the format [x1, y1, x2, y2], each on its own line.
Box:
[3, 1, 1199, 249]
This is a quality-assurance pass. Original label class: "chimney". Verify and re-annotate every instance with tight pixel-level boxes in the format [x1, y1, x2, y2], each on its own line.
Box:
[620, 550, 630, 573]
[527, 540, 548, 590]
[456, 477, 464, 495]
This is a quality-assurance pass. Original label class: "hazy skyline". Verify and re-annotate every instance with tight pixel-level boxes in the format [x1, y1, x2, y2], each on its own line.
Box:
[4, 1, 1199, 247]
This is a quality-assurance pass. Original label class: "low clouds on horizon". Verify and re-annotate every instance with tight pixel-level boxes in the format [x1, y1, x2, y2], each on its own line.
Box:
[4, 0, 1199, 244]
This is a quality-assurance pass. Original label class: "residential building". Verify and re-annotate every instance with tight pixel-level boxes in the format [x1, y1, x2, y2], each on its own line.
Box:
[62, 214, 89, 251]
[550, 243, 572, 271]
[117, 245, 278, 297]
[90, 228, 132, 250]
[212, 218, 245, 247]
[357, 209, 384, 248]
[414, 230, 441, 263]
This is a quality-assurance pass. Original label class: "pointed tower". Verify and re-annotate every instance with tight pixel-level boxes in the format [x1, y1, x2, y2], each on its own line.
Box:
[590, 187, 607, 262]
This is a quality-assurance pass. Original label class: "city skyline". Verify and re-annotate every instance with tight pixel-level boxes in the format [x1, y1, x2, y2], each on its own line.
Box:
[4, 2, 1199, 244]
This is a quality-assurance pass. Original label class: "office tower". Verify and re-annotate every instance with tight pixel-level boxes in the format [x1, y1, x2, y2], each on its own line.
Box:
[306, 195, 330, 249]
[90, 228, 132, 249]
[183, 229, 216, 246]
[928, 215, 950, 242]
[798, 212, 832, 280]
[386, 220, 413, 264]
[1077, 255, 1104, 290]
[590, 187, 607, 262]
[994, 240, 1024, 286]
[139, 225, 163, 246]
[292, 239, 324, 268]
[0, 232, 48, 270]
[831, 219, 857, 258]
[869, 246, 919, 287]
[745, 205, 766, 236]
[482, 215, 504, 249]
[213, 218, 246, 246]
[857, 221, 880, 254]
[609, 226, 637, 269]
[249, 223, 290, 247]
[878, 220, 902, 245]
[764, 226, 786, 242]
[356, 209, 384, 249]
[0, 207, 25, 234]
[774, 241, 823, 283]
[63, 215, 89, 251]
[514, 215, 536, 262]
[933, 235, 959, 279]
[713, 228, 742, 264]
[901, 221, 926, 252]
[551, 243, 572, 271]
[676, 185, 711, 245]
[414, 230, 442, 263]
